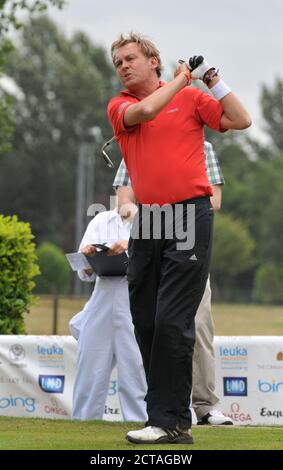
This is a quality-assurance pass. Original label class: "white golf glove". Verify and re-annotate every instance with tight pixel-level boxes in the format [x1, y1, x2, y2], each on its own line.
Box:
[179, 56, 217, 84]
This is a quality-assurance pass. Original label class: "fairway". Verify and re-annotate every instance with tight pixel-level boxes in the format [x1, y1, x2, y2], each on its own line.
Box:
[24, 296, 283, 335]
[0, 416, 282, 450]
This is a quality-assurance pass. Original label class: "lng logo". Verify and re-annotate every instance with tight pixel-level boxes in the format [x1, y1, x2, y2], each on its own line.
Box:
[38, 375, 65, 393]
[223, 377, 248, 396]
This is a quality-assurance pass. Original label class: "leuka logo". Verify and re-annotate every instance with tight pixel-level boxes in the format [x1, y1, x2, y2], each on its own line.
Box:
[37, 345, 63, 356]
[220, 346, 248, 358]
[223, 377, 247, 396]
[39, 375, 65, 393]
[258, 379, 283, 393]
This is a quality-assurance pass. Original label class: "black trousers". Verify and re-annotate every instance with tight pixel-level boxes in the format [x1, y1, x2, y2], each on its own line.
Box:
[127, 196, 213, 429]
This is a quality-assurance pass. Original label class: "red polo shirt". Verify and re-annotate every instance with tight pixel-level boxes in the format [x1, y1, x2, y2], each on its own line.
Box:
[108, 83, 225, 205]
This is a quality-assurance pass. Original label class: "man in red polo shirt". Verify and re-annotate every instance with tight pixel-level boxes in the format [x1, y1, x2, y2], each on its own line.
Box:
[107, 32, 251, 444]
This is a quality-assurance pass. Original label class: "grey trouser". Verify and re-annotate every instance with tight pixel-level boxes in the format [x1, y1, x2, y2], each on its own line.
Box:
[192, 277, 219, 419]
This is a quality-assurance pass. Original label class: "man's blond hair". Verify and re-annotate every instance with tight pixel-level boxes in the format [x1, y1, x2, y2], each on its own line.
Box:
[111, 32, 163, 78]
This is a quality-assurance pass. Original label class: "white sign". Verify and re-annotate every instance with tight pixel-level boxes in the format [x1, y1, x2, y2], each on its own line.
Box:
[1, 335, 283, 425]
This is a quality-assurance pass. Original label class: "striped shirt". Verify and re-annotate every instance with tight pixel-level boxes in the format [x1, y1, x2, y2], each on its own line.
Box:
[113, 141, 225, 188]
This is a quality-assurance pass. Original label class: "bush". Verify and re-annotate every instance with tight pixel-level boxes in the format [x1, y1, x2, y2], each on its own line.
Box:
[0, 215, 39, 334]
[35, 242, 71, 295]
[253, 263, 283, 304]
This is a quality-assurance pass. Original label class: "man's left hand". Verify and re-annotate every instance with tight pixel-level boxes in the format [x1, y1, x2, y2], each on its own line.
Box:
[174, 62, 192, 85]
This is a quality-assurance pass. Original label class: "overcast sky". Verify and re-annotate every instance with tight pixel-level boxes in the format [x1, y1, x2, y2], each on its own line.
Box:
[49, 0, 283, 142]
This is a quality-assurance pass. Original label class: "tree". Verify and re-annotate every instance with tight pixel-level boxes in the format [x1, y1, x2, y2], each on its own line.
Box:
[261, 79, 283, 152]
[253, 263, 283, 304]
[0, 1, 65, 37]
[211, 213, 256, 301]
[0, 1, 65, 153]
[35, 242, 71, 294]
[252, 152, 283, 266]
[217, 140, 256, 225]
[0, 88, 14, 153]
[0, 16, 118, 250]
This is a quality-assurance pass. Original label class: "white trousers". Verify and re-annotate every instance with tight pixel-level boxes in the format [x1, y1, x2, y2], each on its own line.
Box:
[71, 276, 147, 421]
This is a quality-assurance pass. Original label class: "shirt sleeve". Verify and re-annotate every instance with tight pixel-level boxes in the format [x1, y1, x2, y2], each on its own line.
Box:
[77, 218, 100, 282]
[107, 97, 137, 138]
[112, 159, 132, 188]
[204, 141, 225, 186]
[194, 89, 227, 132]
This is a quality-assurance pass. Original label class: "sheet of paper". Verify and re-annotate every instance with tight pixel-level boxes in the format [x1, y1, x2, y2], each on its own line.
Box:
[65, 252, 92, 271]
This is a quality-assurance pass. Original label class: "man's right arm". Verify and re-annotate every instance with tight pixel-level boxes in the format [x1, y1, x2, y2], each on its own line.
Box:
[123, 66, 190, 127]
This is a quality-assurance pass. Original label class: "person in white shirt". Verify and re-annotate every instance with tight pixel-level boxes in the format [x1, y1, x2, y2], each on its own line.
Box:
[70, 209, 147, 422]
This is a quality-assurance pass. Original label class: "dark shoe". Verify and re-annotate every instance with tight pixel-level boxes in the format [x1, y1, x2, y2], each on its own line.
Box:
[164, 426, 194, 444]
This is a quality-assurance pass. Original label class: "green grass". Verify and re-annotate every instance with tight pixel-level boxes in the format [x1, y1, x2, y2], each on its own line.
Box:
[0, 417, 282, 450]
[14, 299, 283, 452]
[24, 296, 283, 336]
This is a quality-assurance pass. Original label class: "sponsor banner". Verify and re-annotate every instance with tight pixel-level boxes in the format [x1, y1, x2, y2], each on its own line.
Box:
[1, 335, 283, 424]
[215, 336, 283, 425]
[0, 335, 120, 420]
[0, 336, 75, 418]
